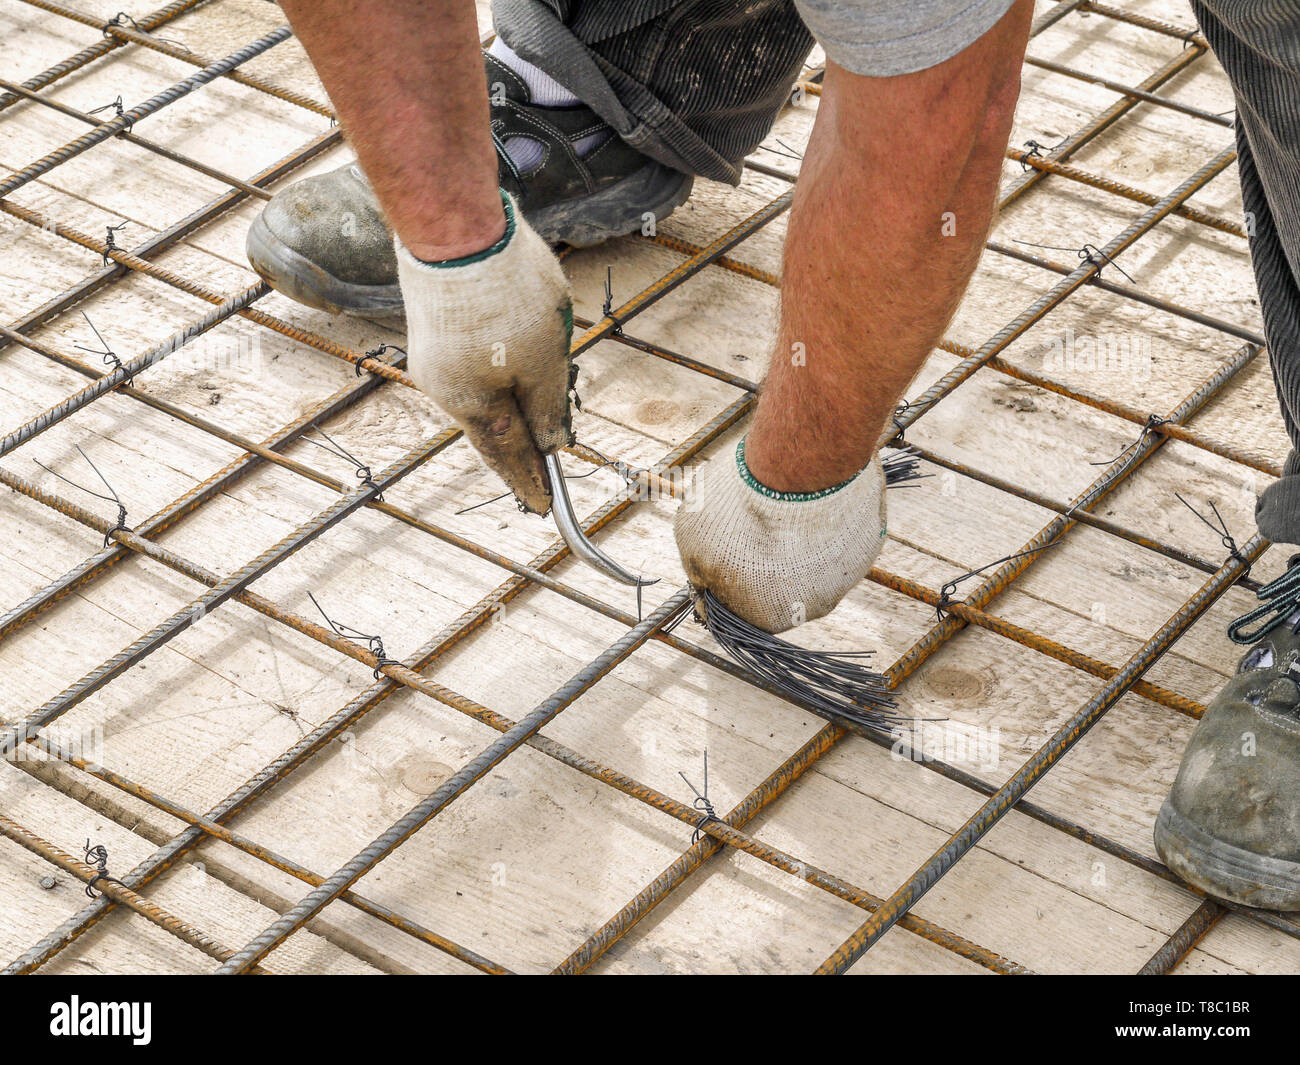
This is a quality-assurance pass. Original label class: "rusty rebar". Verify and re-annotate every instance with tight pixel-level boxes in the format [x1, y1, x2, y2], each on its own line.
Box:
[3, 457, 1030, 975]
[1138, 900, 1225, 975]
[14, 0, 332, 116]
[0, 26, 296, 198]
[0, 0, 1284, 977]
[0, 0, 207, 113]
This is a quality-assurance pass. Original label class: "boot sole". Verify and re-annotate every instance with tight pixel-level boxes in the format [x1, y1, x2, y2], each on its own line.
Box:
[530, 161, 694, 249]
[246, 211, 404, 319]
[245, 162, 694, 317]
[1154, 800, 1300, 911]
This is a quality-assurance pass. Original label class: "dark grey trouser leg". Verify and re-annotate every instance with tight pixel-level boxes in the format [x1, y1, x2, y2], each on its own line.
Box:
[493, 0, 1017, 183]
[1192, 0, 1300, 543]
[491, 0, 816, 184]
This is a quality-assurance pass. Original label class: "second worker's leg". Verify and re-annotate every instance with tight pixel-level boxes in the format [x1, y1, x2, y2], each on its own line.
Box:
[493, 0, 818, 183]
[1156, 0, 1300, 912]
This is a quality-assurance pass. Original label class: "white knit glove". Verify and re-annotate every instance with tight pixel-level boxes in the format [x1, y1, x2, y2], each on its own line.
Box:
[396, 191, 572, 514]
[674, 438, 887, 633]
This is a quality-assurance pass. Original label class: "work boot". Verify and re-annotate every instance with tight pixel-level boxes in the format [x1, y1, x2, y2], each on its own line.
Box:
[1155, 557, 1300, 910]
[246, 52, 693, 316]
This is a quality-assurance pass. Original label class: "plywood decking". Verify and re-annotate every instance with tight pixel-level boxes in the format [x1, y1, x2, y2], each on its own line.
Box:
[1, 0, 1298, 974]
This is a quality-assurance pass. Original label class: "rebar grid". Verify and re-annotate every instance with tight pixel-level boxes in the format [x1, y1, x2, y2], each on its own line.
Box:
[0, 0, 1288, 975]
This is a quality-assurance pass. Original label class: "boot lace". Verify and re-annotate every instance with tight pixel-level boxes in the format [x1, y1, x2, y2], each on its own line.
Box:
[1229, 554, 1300, 646]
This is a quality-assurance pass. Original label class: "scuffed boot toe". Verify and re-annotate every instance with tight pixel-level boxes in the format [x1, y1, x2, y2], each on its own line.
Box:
[1156, 632, 1300, 911]
[246, 163, 402, 317]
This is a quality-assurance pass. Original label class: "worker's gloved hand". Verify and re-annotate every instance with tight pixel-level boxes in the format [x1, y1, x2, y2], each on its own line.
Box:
[674, 439, 887, 633]
[396, 191, 572, 514]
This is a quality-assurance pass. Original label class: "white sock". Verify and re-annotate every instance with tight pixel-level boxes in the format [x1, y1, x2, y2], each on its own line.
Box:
[488, 37, 611, 173]
[489, 38, 579, 107]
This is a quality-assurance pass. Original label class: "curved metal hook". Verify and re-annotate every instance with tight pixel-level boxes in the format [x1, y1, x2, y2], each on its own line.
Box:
[545, 452, 658, 587]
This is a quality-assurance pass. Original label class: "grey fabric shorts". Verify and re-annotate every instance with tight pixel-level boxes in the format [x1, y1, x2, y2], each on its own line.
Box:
[796, 0, 1016, 76]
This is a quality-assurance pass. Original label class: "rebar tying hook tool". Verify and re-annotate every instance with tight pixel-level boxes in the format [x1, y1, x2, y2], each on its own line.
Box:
[544, 452, 658, 587]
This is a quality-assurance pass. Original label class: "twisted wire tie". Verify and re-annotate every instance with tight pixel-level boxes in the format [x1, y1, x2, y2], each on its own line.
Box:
[83, 840, 122, 899]
[602, 266, 625, 336]
[359, 343, 404, 377]
[1089, 413, 1170, 468]
[102, 10, 190, 51]
[88, 93, 133, 136]
[100, 220, 129, 266]
[307, 593, 398, 680]
[679, 751, 720, 844]
[1175, 492, 1252, 580]
[892, 397, 929, 445]
[302, 426, 384, 501]
[1010, 236, 1135, 285]
[73, 309, 132, 386]
[935, 543, 1060, 620]
[33, 445, 131, 547]
[1019, 139, 1045, 171]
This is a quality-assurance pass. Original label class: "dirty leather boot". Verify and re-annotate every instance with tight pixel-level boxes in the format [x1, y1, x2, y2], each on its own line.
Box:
[1155, 556, 1300, 910]
[245, 52, 692, 316]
